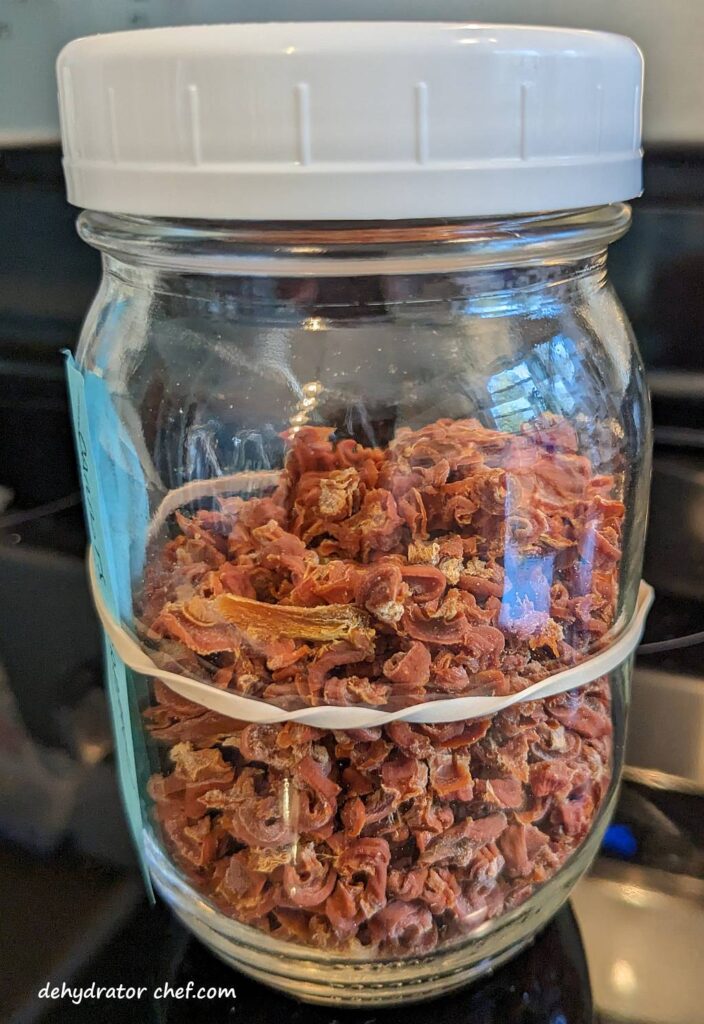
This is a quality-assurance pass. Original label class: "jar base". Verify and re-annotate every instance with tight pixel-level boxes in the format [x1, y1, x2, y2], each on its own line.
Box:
[174, 906, 534, 1006]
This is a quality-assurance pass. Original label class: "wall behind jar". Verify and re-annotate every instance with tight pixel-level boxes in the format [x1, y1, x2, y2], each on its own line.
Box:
[2, 0, 701, 146]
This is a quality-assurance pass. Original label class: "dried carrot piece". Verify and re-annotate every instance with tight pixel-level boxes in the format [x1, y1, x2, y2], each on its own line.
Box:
[213, 593, 374, 643]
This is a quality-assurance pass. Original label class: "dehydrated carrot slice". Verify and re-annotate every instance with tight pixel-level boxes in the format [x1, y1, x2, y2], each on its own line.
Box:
[213, 593, 374, 643]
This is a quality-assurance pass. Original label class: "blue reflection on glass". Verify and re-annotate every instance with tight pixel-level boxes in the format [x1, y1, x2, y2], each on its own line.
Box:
[500, 545, 555, 627]
[487, 360, 542, 433]
[486, 334, 587, 432]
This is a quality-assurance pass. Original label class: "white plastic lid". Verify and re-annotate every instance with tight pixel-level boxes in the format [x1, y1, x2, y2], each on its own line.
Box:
[57, 22, 643, 222]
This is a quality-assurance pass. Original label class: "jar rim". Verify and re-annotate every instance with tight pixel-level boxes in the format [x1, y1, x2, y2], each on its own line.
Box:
[78, 203, 631, 278]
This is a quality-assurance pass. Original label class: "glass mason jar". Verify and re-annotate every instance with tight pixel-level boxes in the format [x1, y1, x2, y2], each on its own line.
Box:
[59, 23, 650, 1007]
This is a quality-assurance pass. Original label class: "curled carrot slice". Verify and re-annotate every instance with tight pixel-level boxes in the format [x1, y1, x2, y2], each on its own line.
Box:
[214, 593, 374, 643]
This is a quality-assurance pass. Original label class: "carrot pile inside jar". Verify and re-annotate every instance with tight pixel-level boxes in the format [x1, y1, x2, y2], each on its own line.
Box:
[139, 414, 620, 955]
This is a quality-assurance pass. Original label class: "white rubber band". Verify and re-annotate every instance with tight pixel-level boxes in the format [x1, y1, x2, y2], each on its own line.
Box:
[146, 470, 281, 545]
[88, 549, 653, 728]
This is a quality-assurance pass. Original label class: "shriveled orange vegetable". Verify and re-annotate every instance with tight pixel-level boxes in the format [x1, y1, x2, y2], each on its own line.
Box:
[213, 593, 374, 643]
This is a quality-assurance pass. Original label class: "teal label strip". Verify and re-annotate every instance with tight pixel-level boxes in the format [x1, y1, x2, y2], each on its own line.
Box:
[65, 356, 117, 616]
[64, 351, 154, 899]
